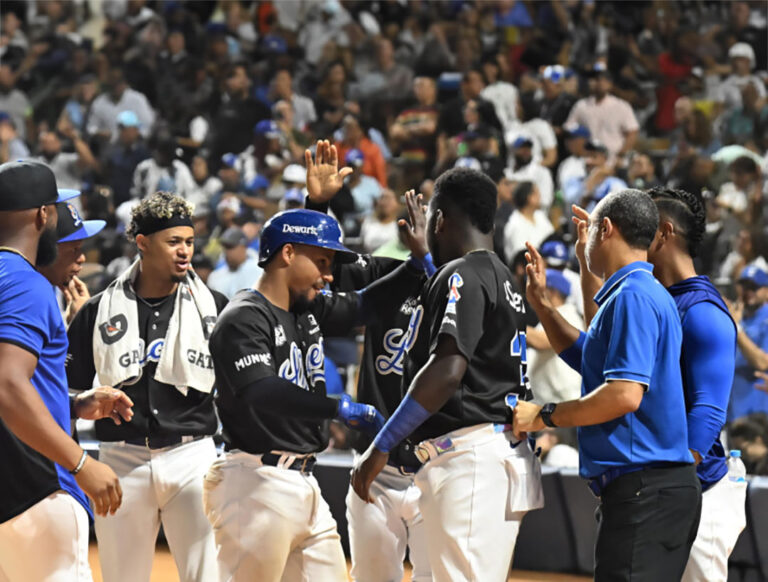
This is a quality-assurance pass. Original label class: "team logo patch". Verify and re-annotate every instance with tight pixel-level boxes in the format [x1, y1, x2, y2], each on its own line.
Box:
[99, 314, 128, 344]
[275, 325, 287, 346]
[66, 203, 83, 227]
[445, 272, 463, 315]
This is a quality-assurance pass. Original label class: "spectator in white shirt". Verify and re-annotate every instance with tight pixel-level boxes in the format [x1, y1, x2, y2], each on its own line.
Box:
[360, 188, 400, 254]
[505, 95, 558, 168]
[505, 137, 554, 209]
[565, 65, 639, 160]
[480, 53, 519, 134]
[503, 181, 554, 261]
[558, 125, 589, 205]
[269, 69, 317, 132]
[131, 131, 195, 200]
[539, 240, 584, 317]
[87, 67, 155, 141]
[714, 43, 766, 113]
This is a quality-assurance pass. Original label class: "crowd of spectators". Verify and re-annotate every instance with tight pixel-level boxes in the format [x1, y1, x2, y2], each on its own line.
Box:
[2, 0, 768, 470]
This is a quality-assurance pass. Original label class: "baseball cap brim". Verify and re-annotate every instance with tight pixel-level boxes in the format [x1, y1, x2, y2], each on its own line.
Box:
[56, 189, 81, 203]
[58, 219, 106, 243]
[309, 240, 358, 263]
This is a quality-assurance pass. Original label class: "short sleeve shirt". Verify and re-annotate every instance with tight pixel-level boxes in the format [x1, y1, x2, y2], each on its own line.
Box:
[0, 251, 90, 523]
[578, 262, 693, 479]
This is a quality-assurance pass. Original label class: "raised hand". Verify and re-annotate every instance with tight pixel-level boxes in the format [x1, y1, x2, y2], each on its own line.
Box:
[62, 275, 90, 325]
[336, 393, 386, 435]
[524, 241, 552, 312]
[571, 204, 589, 266]
[398, 189, 429, 259]
[305, 139, 353, 203]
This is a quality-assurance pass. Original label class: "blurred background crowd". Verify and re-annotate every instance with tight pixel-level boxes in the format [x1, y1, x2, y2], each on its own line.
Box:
[2, 0, 767, 473]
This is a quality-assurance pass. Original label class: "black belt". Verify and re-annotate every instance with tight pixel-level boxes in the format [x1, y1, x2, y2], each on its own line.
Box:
[260, 453, 316, 475]
[588, 461, 689, 497]
[123, 434, 206, 450]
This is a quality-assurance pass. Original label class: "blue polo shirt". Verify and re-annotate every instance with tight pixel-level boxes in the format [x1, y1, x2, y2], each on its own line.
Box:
[573, 262, 693, 479]
[730, 302, 768, 420]
[0, 251, 91, 523]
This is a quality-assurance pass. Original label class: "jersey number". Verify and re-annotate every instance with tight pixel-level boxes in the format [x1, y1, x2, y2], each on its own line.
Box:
[510, 331, 530, 389]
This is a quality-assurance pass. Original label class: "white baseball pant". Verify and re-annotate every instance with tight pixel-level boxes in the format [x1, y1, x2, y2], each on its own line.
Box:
[346, 462, 431, 582]
[0, 490, 92, 582]
[681, 473, 747, 582]
[203, 450, 347, 582]
[414, 423, 544, 582]
[94, 437, 218, 582]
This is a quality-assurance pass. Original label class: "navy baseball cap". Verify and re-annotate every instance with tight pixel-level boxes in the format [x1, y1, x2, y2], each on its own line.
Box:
[345, 148, 364, 167]
[585, 139, 608, 155]
[258, 209, 356, 267]
[540, 240, 569, 267]
[220, 226, 248, 248]
[546, 269, 571, 297]
[254, 120, 282, 139]
[0, 160, 80, 211]
[738, 266, 768, 288]
[56, 201, 106, 243]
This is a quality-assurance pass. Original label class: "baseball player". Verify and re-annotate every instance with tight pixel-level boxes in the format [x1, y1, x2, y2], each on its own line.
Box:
[306, 148, 434, 580]
[645, 187, 744, 582]
[352, 167, 544, 582]
[66, 192, 227, 582]
[204, 207, 432, 581]
[0, 160, 128, 582]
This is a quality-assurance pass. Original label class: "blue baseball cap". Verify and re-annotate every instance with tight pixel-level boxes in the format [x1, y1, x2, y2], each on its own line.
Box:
[254, 119, 282, 138]
[512, 136, 534, 149]
[739, 266, 768, 288]
[540, 240, 569, 266]
[283, 187, 305, 205]
[546, 268, 571, 297]
[221, 153, 239, 169]
[564, 124, 590, 139]
[262, 35, 287, 55]
[542, 65, 566, 83]
[258, 209, 356, 266]
[56, 201, 106, 243]
[345, 148, 364, 167]
[116, 110, 140, 128]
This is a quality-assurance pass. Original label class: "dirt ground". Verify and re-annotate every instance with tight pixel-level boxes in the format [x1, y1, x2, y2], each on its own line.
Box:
[88, 542, 591, 582]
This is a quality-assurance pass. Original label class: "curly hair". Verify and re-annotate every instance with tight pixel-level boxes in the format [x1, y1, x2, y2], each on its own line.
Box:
[125, 191, 194, 242]
[648, 186, 706, 258]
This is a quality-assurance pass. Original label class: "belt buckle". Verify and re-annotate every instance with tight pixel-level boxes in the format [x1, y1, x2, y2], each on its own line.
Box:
[414, 445, 430, 464]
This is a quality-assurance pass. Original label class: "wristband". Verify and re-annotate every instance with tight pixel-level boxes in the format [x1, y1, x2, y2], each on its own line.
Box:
[373, 394, 431, 453]
[407, 253, 436, 276]
[69, 450, 88, 475]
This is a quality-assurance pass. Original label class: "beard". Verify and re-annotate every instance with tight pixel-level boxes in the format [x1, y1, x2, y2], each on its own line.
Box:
[514, 155, 531, 168]
[35, 225, 59, 267]
[289, 289, 314, 314]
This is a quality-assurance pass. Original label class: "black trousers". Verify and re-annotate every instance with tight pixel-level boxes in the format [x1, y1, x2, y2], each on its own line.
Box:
[594, 463, 702, 582]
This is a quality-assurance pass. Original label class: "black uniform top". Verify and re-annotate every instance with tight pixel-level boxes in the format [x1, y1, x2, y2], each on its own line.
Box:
[405, 250, 531, 443]
[66, 288, 228, 441]
[332, 254, 426, 466]
[210, 288, 362, 454]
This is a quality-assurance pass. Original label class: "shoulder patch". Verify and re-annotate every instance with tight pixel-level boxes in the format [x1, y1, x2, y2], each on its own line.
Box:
[446, 272, 464, 315]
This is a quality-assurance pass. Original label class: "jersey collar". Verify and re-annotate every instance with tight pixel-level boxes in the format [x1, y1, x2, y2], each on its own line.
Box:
[594, 261, 654, 306]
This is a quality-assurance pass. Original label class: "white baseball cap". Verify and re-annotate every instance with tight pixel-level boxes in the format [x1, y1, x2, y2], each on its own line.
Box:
[728, 42, 756, 68]
[282, 164, 306, 185]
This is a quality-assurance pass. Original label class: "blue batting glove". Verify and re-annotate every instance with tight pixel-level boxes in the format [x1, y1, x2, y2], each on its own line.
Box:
[336, 394, 386, 435]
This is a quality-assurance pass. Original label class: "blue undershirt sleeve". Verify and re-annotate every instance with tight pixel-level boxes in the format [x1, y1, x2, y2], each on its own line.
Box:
[558, 331, 586, 373]
[681, 302, 735, 456]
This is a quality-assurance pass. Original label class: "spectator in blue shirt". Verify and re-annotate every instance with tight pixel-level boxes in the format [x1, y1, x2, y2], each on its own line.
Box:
[646, 187, 745, 582]
[727, 266, 768, 421]
[207, 226, 264, 299]
[516, 189, 701, 582]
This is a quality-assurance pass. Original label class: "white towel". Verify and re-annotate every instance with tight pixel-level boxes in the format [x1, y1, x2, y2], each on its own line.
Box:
[93, 259, 218, 395]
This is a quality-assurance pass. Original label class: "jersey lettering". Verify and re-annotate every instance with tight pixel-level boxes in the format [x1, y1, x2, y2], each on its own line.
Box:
[279, 342, 308, 389]
[510, 330, 530, 390]
[234, 352, 272, 371]
[504, 280, 526, 313]
[305, 338, 325, 386]
[376, 305, 424, 376]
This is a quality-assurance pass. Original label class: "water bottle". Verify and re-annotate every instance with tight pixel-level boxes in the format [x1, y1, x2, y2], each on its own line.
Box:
[728, 450, 747, 483]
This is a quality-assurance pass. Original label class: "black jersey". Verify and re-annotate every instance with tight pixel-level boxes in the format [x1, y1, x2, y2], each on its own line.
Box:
[332, 255, 426, 465]
[210, 288, 362, 455]
[66, 288, 228, 442]
[405, 250, 531, 442]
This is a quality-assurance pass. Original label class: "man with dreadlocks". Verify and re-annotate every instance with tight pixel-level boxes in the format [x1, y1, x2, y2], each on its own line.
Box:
[646, 187, 746, 582]
[66, 192, 228, 582]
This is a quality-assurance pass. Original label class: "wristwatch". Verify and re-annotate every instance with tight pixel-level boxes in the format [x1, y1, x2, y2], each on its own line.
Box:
[540, 402, 558, 428]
